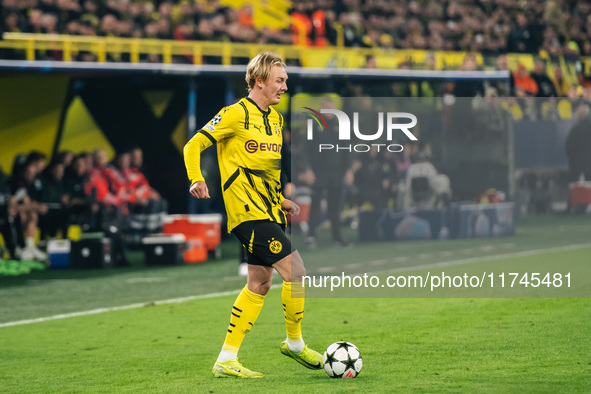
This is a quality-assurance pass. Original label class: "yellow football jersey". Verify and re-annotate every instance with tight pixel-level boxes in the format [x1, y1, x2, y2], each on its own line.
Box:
[183, 97, 286, 232]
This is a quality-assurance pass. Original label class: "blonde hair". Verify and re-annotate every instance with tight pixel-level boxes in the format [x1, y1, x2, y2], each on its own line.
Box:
[245, 52, 286, 92]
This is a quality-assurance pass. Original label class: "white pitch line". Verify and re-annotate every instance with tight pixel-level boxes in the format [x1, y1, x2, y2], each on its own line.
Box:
[0, 285, 282, 328]
[345, 263, 363, 269]
[2, 243, 590, 329]
[377, 243, 591, 276]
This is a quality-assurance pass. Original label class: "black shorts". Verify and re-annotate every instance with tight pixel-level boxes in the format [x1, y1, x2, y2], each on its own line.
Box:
[232, 220, 293, 267]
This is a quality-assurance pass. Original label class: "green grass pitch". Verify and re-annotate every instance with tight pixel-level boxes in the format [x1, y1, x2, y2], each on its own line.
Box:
[0, 215, 590, 392]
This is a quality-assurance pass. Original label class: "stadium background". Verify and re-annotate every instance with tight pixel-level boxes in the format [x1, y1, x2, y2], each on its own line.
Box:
[1, 1, 590, 391]
[2, 0, 591, 215]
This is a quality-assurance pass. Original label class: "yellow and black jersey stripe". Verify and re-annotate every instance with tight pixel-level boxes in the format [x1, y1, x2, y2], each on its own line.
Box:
[183, 97, 286, 232]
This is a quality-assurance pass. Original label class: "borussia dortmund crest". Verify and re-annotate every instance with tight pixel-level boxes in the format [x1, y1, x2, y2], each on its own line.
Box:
[269, 239, 282, 254]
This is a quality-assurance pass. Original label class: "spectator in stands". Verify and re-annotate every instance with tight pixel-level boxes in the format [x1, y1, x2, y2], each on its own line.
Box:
[402, 151, 451, 209]
[64, 153, 94, 231]
[38, 160, 69, 239]
[42, 13, 59, 35]
[513, 63, 538, 97]
[337, 12, 363, 47]
[80, 0, 100, 27]
[453, 54, 485, 97]
[56, 150, 74, 168]
[507, 12, 541, 54]
[129, 146, 161, 202]
[2, 12, 22, 33]
[103, 151, 138, 206]
[393, 143, 415, 177]
[0, 163, 24, 260]
[305, 97, 351, 248]
[2, 0, 591, 86]
[237, 4, 254, 28]
[128, 146, 167, 233]
[28, 151, 48, 175]
[291, 1, 312, 46]
[531, 60, 557, 97]
[24, 9, 45, 34]
[565, 103, 591, 182]
[87, 149, 120, 209]
[99, 14, 118, 37]
[552, 66, 571, 97]
[86, 149, 129, 266]
[354, 147, 391, 210]
[365, 54, 377, 69]
[491, 54, 514, 96]
[8, 157, 47, 260]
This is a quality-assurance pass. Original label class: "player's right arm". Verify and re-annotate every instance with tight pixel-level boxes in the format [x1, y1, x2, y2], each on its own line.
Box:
[184, 132, 213, 199]
[183, 106, 239, 199]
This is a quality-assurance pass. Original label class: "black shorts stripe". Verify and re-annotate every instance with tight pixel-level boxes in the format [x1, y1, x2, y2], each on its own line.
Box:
[224, 169, 240, 191]
[239, 101, 249, 129]
[198, 129, 216, 144]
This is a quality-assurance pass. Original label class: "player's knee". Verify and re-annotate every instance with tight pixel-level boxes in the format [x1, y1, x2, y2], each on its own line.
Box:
[295, 265, 306, 281]
[249, 280, 272, 295]
[290, 253, 306, 281]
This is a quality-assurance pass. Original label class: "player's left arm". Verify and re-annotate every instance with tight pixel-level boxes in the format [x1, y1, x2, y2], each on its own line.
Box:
[281, 198, 300, 216]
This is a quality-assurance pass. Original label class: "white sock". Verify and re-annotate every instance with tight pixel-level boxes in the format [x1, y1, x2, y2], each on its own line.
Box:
[286, 337, 305, 353]
[26, 237, 35, 249]
[217, 349, 237, 362]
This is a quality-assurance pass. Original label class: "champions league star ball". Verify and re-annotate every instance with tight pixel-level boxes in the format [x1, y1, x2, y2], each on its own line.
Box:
[323, 341, 363, 378]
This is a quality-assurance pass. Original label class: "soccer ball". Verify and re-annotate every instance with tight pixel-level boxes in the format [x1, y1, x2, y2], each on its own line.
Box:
[323, 341, 362, 378]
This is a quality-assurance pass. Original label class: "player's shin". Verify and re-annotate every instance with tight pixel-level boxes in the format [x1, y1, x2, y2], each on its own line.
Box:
[282, 281, 305, 352]
[218, 284, 265, 362]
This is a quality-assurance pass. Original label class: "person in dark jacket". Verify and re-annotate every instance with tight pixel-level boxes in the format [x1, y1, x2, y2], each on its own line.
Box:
[39, 161, 69, 239]
[305, 97, 351, 248]
[566, 103, 591, 182]
[531, 60, 557, 97]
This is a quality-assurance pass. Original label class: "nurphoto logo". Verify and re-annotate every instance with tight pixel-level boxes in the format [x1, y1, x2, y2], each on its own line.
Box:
[304, 107, 418, 153]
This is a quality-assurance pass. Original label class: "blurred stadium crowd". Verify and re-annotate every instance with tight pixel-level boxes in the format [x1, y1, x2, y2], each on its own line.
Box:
[293, 0, 591, 56]
[1, 1, 590, 259]
[2, 0, 590, 55]
[2, 1, 591, 96]
[0, 147, 165, 262]
[1, 0, 591, 56]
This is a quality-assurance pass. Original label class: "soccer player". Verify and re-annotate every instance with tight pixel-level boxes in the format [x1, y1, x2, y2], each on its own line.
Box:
[183, 52, 323, 378]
